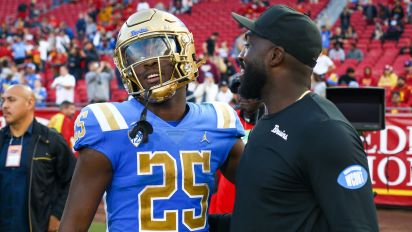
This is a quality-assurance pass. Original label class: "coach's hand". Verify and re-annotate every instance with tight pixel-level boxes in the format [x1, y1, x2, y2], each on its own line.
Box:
[48, 215, 60, 232]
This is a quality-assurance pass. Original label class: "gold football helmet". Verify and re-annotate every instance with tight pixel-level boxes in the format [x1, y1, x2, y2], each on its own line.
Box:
[114, 9, 203, 102]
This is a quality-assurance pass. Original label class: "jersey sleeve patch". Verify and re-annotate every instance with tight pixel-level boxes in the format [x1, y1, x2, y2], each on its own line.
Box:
[211, 102, 237, 129]
[88, 103, 129, 132]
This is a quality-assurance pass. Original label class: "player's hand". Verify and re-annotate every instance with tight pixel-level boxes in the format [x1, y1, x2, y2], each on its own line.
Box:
[48, 215, 60, 232]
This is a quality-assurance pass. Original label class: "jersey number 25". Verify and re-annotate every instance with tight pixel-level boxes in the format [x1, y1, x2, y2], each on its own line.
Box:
[138, 151, 211, 231]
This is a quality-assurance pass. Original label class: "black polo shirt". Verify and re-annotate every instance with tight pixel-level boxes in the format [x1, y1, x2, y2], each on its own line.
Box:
[231, 93, 378, 232]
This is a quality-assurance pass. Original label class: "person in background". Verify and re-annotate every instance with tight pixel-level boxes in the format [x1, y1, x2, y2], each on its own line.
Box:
[402, 60, 412, 86]
[346, 43, 363, 62]
[313, 48, 335, 76]
[51, 66, 76, 105]
[0, 84, 75, 232]
[358, 66, 377, 86]
[48, 100, 77, 152]
[216, 81, 234, 104]
[311, 71, 327, 97]
[390, 77, 411, 106]
[194, 72, 219, 103]
[378, 64, 398, 89]
[0, 70, 18, 94]
[33, 79, 47, 107]
[85, 61, 114, 103]
[338, 67, 358, 86]
[24, 63, 41, 89]
[328, 43, 345, 63]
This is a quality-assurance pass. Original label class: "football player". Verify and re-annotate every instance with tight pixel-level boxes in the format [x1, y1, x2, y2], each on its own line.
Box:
[59, 9, 245, 232]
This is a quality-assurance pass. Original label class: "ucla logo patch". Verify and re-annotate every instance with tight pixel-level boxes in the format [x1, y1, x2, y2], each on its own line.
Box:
[129, 130, 143, 147]
[337, 165, 368, 189]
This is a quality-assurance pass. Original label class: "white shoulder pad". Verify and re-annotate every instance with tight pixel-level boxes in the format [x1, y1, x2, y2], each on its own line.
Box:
[88, 103, 129, 132]
[210, 102, 237, 129]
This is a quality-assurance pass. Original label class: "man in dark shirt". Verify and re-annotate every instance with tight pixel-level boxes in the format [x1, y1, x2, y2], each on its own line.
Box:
[230, 5, 378, 232]
[0, 85, 75, 231]
[338, 67, 358, 86]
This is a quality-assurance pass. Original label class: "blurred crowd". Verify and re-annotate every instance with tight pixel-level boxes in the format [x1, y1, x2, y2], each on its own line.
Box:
[2, 0, 412, 113]
[312, 0, 412, 114]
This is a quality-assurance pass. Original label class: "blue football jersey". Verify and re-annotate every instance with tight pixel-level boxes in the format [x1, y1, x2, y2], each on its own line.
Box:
[73, 98, 244, 231]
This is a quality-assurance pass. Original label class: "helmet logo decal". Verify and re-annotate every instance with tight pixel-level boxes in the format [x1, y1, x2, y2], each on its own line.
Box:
[131, 28, 149, 37]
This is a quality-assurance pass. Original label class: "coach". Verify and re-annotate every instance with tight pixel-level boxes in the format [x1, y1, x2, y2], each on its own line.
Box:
[230, 5, 378, 231]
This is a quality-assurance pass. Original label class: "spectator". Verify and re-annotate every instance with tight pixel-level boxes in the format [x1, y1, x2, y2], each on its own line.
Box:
[328, 43, 345, 63]
[137, 0, 150, 11]
[407, 0, 412, 23]
[372, 21, 384, 40]
[38, 35, 49, 71]
[204, 32, 219, 57]
[378, 3, 391, 24]
[75, 13, 86, 40]
[198, 54, 221, 83]
[311, 71, 327, 97]
[51, 66, 76, 105]
[338, 67, 358, 86]
[313, 48, 335, 76]
[344, 25, 358, 40]
[378, 64, 398, 88]
[346, 43, 363, 62]
[216, 81, 234, 104]
[382, 17, 403, 42]
[83, 41, 99, 73]
[0, 85, 75, 232]
[55, 30, 70, 53]
[218, 41, 229, 59]
[33, 79, 47, 107]
[85, 61, 114, 103]
[391, 77, 411, 106]
[0, 70, 18, 93]
[359, 66, 377, 86]
[231, 31, 246, 58]
[221, 58, 237, 83]
[48, 100, 76, 151]
[403, 60, 412, 86]
[388, 91, 409, 114]
[67, 45, 85, 81]
[24, 63, 41, 89]
[193, 72, 218, 103]
[48, 47, 68, 77]
[330, 27, 345, 49]
[11, 36, 26, 65]
[363, 0, 378, 25]
[391, 0, 404, 21]
[399, 39, 412, 56]
[340, 6, 352, 31]
[85, 15, 97, 42]
[320, 25, 331, 49]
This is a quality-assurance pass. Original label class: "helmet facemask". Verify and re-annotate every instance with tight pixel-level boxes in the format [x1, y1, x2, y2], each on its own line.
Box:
[115, 31, 200, 103]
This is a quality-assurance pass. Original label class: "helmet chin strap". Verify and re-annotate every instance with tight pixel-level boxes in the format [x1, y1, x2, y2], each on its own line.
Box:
[129, 90, 154, 143]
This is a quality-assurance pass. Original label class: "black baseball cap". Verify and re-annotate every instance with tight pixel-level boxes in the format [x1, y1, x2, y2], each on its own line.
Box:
[231, 5, 322, 68]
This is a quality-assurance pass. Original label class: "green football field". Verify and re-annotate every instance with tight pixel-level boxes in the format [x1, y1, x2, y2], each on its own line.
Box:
[89, 222, 106, 232]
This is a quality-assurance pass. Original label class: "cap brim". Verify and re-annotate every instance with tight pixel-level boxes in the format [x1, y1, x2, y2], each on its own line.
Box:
[231, 12, 256, 32]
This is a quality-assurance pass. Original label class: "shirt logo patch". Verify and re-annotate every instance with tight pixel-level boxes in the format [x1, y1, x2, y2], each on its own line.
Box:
[337, 165, 368, 189]
[200, 131, 210, 143]
[271, 124, 288, 141]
